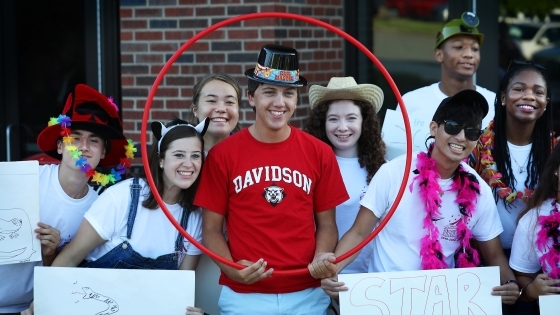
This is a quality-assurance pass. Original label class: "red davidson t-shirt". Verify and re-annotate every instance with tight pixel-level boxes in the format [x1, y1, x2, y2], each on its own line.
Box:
[195, 127, 349, 293]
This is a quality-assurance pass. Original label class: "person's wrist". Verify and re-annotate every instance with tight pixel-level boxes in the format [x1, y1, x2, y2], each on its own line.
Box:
[523, 281, 536, 301]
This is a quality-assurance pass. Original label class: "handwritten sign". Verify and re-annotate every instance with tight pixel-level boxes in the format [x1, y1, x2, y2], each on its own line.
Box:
[0, 161, 41, 265]
[34, 267, 195, 315]
[381, 109, 433, 160]
[539, 295, 560, 315]
[339, 266, 501, 315]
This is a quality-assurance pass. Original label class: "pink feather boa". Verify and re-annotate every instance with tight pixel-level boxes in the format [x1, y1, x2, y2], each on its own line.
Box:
[411, 149, 481, 270]
[537, 200, 560, 279]
[452, 170, 481, 268]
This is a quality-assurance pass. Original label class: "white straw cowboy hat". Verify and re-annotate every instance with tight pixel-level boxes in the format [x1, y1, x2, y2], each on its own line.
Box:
[308, 77, 384, 113]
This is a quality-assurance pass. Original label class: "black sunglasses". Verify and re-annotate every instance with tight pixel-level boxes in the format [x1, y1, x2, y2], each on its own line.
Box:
[507, 59, 546, 72]
[440, 120, 482, 141]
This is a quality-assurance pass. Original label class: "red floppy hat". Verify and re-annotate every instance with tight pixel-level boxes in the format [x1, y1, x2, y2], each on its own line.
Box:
[36, 84, 127, 167]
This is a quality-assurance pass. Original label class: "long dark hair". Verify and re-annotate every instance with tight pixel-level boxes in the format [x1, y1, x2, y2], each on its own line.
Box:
[304, 100, 386, 184]
[492, 63, 552, 205]
[519, 141, 560, 222]
[142, 118, 205, 210]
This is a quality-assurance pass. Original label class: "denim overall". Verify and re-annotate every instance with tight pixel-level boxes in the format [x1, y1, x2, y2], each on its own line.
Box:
[81, 177, 189, 270]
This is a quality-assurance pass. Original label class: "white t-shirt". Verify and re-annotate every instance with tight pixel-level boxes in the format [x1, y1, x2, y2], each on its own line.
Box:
[397, 82, 496, 129]
[84, 178, 202, 264]
[510, 199, 558, 274]
[335, 156, 373, 274]
[384, 83, 497, 161]
[497, 142, 532, 249]
[360, 154, 503, 272]
[0, 164, 98, 313]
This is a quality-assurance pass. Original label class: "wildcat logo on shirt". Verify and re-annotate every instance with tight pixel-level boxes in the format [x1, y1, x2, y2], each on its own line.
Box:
[262, 184, 286, 206]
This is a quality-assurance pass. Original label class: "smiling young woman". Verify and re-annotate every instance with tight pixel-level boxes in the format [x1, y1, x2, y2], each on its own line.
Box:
[304, 76, 386, 274]
[471, 60, 555, 315]
[473, 61, 553, 249]
[45, 119, 208, 315]
[188, 73, 242, 153]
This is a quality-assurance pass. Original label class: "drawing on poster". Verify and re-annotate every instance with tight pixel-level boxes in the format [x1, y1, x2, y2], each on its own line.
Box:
[0, 161, 41, 265]
[349, 273, 484, 314]
[35, 267, 196, 314]
[71, 284, 120, 315]
[339, 267, 501, 315]
[0, 217, 22, 240]
[0, 208, 36, 263]
[381, 109, 431, 160]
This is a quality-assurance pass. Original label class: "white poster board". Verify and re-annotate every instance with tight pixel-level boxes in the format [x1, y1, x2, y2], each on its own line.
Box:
[0, 161, 41, 265]
[34, 267, 195, 315]
[382, 109, 433, 160]
[339, 266, 501, 315]
[539, 295, 560, 315]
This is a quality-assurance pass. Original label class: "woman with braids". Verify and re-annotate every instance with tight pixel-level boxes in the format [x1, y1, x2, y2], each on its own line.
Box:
[304, 77, 386, 275]
[471, 60, 554, 315]
[473, 61, 554, 256]
[509, 142, 560, 305]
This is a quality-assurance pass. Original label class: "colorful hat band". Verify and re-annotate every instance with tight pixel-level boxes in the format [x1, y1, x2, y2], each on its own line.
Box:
[253, 63, 300, 83]
[48, 114, 136, 186]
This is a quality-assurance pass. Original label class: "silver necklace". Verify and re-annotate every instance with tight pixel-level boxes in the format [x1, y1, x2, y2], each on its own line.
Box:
[512, 154, 530, 174]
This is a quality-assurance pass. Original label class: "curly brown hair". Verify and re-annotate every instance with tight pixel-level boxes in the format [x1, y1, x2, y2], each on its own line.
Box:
[303, 100, 386, 184]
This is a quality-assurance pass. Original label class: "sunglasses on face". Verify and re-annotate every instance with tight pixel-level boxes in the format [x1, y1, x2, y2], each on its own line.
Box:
[507, 59, 546, 72]
[439, 120, 482, 141]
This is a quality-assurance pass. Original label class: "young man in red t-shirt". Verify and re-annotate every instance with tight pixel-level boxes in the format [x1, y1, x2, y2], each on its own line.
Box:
[194, 44, 349, 314]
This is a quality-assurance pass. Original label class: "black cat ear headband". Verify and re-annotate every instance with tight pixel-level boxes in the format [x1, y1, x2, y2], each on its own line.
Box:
[151, 118, 210, 152]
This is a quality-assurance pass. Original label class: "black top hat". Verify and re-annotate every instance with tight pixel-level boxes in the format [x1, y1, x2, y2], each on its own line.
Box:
[244, 44, 307, 87]
[432, 89, 489, 122]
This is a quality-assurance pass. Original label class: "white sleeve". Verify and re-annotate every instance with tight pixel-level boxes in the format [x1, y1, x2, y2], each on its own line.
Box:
[84, 185, 129, 241]
[509, 212, 541, 273]
[360, 163, 392, 219]
[184, 207, 203, 256]
[471, 184, 503, 242]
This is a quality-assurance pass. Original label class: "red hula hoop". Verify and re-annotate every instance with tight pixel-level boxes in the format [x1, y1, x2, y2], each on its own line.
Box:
[141, 12, 413, 277]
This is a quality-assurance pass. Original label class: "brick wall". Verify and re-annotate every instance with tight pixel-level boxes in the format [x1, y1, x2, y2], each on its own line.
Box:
[119, 0, 345, 144]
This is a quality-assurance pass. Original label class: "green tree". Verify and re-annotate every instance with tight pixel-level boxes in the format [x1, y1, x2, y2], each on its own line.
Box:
[500, 0, 560, 18]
